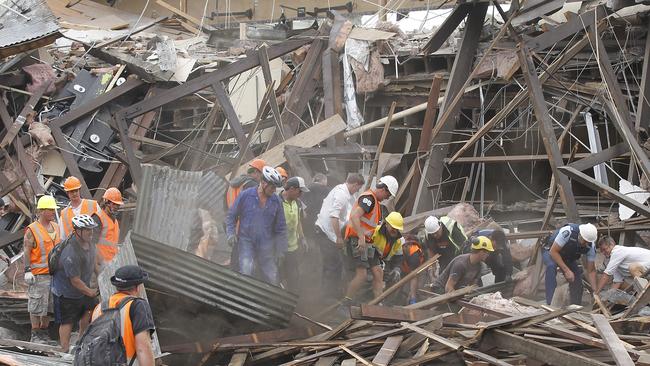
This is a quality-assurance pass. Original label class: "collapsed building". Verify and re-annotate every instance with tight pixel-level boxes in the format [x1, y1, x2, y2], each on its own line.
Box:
[1, 0, 650, 364]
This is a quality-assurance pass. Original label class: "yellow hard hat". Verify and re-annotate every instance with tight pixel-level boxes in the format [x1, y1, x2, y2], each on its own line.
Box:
[384, 212, 404, 232]
[471, 236, 494, 252]
[37, 195, 57, 210]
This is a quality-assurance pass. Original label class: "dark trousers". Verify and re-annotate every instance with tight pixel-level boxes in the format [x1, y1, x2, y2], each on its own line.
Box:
[281, 250, 300, 293]
[316, 228, 343, 298]
[543, 250, 583, 305]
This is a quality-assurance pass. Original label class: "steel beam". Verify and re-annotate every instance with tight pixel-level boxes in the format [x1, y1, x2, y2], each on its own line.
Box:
[422, 3, 472, 53]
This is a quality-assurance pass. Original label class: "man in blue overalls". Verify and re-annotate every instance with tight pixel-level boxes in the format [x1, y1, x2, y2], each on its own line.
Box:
[542, 223, 598, 305]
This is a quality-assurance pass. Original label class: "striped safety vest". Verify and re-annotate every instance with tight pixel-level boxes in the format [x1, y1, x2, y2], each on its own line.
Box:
[97, 208, 120, 262]
[59, 199, 99, 239]
[345, 190, 381, 241]
[26, 221, 60, 275]
[91, 292, 139, 365]
[401, 240, 425, 274]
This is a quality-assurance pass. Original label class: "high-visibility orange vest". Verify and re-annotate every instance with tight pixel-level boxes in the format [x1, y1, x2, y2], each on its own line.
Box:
[91, 292, 138, 363]
[226, 186, 242, 209]
[401, 240, 424, 274]
[26, 221, 60, 275]
[60, 199, 98, 239]
[97, 208, 120, 261]
[344, 190, 381, 241]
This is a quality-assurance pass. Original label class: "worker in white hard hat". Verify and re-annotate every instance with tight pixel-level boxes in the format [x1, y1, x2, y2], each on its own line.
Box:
[421, 215, 467, 273]
[542, 223, 598, 305]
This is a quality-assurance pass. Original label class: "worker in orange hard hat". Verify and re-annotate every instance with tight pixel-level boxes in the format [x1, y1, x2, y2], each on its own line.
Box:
[96, 187, 124, 262]
[276, 167, 288, 184]
[59, 177, 100, 241]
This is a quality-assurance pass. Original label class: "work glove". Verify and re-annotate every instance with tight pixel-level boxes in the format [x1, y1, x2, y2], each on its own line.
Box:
[227, 236, 238, 248]
[24, 271, 35, 285]
[387, 267, 401, 283]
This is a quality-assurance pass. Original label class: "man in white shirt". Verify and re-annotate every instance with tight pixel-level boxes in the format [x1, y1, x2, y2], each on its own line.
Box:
[315, 173, 365, 298]
[596, 236, 650, 293]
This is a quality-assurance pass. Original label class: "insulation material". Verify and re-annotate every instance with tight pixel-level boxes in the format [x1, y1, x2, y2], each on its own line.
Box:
[470, 292, 539, 315]
[22, 64, 56, 94]
[28, 122, 55, 147]
[619, 179, 650, 220]
[342, 39, 365, 129]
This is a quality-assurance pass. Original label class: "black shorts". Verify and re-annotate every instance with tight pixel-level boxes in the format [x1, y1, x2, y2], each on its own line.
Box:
[345, 237, 381, 270]
[53, 295, 97, 324]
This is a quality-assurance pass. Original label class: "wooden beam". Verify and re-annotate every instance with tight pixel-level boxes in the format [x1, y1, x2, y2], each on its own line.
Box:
[591, 314, 635, 366]
[367, 102, 396, 186]
[405, 285, 477, 310]
[112, 110, 143, 187]
[448, 152, 595, 164]
[525, 9, 596, 52]
[623, 281, 650, 318]
[558, 166, 650, 218]
[486, 329, 608, 366]
[422, 3, 472, 53]
[191, 106, 218, 171]
[372, 336, 403, 366]
[516, 41, 579, 221]
[355, 304, 435, 322]
[258, 45, 284, 136]
[212, 81, 252, 161]
[567, 143, 629, 172]
[0, 80, 51, 149]
[636, 18, 650, 132]
[338, 345, 374, 366]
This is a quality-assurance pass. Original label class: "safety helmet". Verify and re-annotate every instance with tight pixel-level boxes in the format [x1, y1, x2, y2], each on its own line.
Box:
[471, 236, 494, 252]
[276, 167, 288, 179]
[424, 216, 440, 235]
[37, 195, 57, 210]
[579, 223, 598, 243]
[103, 187, 124, 205]
[249, 159, 266, 172]
[72, 214, 98, 230]
[378, 175, 398, 196]
[63, 176, 82, 192]
[262, 166, 283, 187]
[385, 211, 404, 232]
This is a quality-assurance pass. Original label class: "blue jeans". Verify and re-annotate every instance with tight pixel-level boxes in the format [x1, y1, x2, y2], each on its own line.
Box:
[542, 250, 583, 305]
[238, 237, 279, 285]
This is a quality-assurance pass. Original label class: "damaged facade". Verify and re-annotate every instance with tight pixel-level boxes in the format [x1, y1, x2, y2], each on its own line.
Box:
[1, 0, 650, 365]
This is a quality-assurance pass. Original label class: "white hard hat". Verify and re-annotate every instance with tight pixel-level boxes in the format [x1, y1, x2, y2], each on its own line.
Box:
[424, 216, 440, 235]
[579, 223, 598, 243]
[378, 175, 399, 196]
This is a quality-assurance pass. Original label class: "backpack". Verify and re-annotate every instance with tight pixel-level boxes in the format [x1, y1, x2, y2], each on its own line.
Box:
[47, 237, 72, 275]
[73, 296, 136, 366]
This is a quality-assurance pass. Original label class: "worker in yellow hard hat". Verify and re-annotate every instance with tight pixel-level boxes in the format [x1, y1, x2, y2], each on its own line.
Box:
[431, 236, 493, 294]
[96, 188, 124, 262]
[24, 195, 61, 344]
[342, 211, 405, 308]
[59, 177, 100, 241]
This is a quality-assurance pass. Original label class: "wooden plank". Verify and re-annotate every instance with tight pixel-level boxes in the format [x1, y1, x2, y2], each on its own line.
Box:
[422, 3, 472, 53]
[448, 152, 596, 164]
[405, 285, 477, 310]
[372, 336, 403, 366]
[477, 312, 546, 330]
[233, 114, 346, 176]
[367, 101, 396, 186]
[591, 314, 635, 366]
[212, 81, 252, 161]
[154, 0, 214, 30]
[486, 329, 608, 366]
[516, 41, 579, 221]
[357, 304, 435, 322]
[315, 356, 338, 366]
[623, 281, 650, 318]
[392, 349, 454, 366]
[228, 351, 248, 366]
[401, 322, 462, 350]
[339, 345, 374, 366]
[257, 45, 284, 139]
[543, 324, 607, 349]
[0, 81, 51, 149]
[567, 143, 629, 172]
[636, 19, 650, 132]
[525, 9, 596, 51]
[558, 166, 650, 218]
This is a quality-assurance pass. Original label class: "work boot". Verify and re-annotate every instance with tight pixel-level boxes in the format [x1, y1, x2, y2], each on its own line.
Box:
[29, 330, 41, 344]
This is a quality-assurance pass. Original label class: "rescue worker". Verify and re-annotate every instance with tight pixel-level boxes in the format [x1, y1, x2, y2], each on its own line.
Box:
[24, 195, 60, 344]
[542, 223, 598, 305]
[301, 173, 328, 241]
[463, 228, 513, 283]
[59, 176, 100, 241]
[401, 234, 425, 305]
[432, 236, 493, 294]
[421, 216, 467, 273]
[96, 187, 123, 263]
[279, 177, 309, 292]
[595, 236, 650, 293]
[52, 214, 102, 352]
[226, 166, 288, 285]
[343, 211, 404, 304]
[226, 159, 265, 209]
[88, 265, 155, 366]
[315, 173, 365, 298]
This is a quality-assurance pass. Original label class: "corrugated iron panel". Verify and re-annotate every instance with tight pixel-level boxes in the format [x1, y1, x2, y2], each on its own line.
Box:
[197, 171, 228, 224]
[133, 164, 203, 251]
[130, 232, 297, 328]
[98, 232, 162, 357]
[0, 0, 59, 49]
[0, 349, 71, 365]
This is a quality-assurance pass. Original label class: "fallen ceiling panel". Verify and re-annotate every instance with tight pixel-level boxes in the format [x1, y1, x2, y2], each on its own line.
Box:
[129, 232, 297, 329]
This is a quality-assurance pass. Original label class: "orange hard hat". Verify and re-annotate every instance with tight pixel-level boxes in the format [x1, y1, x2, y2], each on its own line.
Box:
[276, 167, 288, 179]
[63, 176, 82, 192]
[103, 187, 124, 205]
[249, 159, 266, 172]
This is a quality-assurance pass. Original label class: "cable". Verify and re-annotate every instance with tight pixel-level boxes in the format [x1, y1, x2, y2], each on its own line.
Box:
[118, 0, 150, 47]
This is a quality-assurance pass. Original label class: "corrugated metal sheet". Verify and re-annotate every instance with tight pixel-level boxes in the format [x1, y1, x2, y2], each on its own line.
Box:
[129, 232, 297, 328]
[97, 232, 161, 357]
[134, 164, 203, 251]
[0, 0, 59, 49]
[0, 349, 71, 365]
